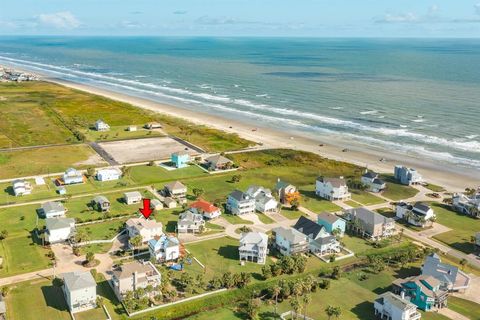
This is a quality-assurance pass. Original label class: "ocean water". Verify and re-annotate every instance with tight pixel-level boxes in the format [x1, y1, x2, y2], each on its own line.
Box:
[0, 36, 479, 170]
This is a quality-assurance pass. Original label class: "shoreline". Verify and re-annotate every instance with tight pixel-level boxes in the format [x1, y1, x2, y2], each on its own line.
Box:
[42, 77, 479, 192]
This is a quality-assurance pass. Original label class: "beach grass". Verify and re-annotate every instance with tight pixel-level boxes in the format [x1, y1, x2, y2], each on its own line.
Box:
[424, 183, 446, 193]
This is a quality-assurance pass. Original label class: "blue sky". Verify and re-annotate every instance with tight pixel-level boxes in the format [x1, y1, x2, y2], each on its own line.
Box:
[1, 0, 480, 37]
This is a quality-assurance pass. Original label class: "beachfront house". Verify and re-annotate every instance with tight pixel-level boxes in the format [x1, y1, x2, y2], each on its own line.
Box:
[163, 181, 187, 203]
[361, 171, 386, 193]
[144, 122, 162, 130]
[239, 232, 269, 264]
[96, 168, 122, 181]
[63, 168, 84, 185]
[374, 292, 421, 320]
[95, 119, 110, 131]
[62, 271, 97, 313]
[396, 202, 435, 227]
[125, 218, 164, 245]
[317, 212, 346, 236]
[40, 201, 66, 218]
[189, 199, 222, 219]
[12, 179, 32, 196]
[315, 176, 351, 201]
[421, 253, 470, 292]
[452, 190, 480, 218]
[246, 185, 278, 213]
[127, 125, 137, 132]
[226, 190, 256, 215]
[177, 210, 205, 233]
[273, 179, 297, 204]
[272, 226, 309, 256]
[392, 275, 449, 311]
[204, 154, 234, 171]
[92, 196, 111, 212]
[148, 235, 180, 262]
[45, 217, 75, 243]
[111, 261, 161, 301]
[123, 191, 142, 205]
[344, 207, 395, 240]
[394, 166, 423, 186]
[293, 216, 340, 256]
[171, 152, 190, 169]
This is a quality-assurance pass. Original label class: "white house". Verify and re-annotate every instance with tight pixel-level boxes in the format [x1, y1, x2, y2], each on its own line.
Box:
[148, 235, 180, 262]
[125, 218, 163, 244]
[396, 202, 436, 227]
[45, 218, 75, 243]
[272, 226, 309, 256]
[163, 197, 177, 209]
[226, 190, 256, 215]
[41, 201, 66, 218]
[246, 185, 278, 213]
[12, 179, 32, 196]
[127, 125, 137, 132]
[239, 232, 269, 264]
[95, 119, 110, 131]
[96, 168, 122, 181]
[63, 168, 84, 185]
[293, 216, 341, 256]
[178, 210, 205, 233]
[452, 191, 480, 218]
[62, 271, 97, 313]
[315, 176, 351, 201]
[361, 171, 386, 193]
[374, 292, 421, 320]
[123, 191, 142, 205]
[111, 261, 161, 300]
[164, 181, 187, 203]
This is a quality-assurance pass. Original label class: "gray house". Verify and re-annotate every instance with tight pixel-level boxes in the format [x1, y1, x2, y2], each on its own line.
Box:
[92, 196, 110, 212]
[41, 201, 66, 218]
[421, 253, 471, 292]
[177, 210, 205, 233]
[394, 165, 423, 186]
[344, 207, 395, 240]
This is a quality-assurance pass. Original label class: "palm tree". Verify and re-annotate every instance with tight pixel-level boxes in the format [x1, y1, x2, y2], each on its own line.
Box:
[290, 297, 301, 320]
[130, 235, 143, 255]
[325, 305, 342, 320]
[302, 294, 311, 320]
[271, 284, 281, 317]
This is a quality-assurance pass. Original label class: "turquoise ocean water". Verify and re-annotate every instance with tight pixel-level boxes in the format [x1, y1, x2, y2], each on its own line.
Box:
[0, 37, 479, 170]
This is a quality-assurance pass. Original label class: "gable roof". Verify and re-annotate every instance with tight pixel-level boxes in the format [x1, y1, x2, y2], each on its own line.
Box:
[316, 177, 347, 188]
[272, 226, 307, 244]
[376, 292, 416, 311]
[240, 232, 268, 248]
[93, 195, 109, 204]
[229, 189, 252, 202]
[41, 201, 65, 213]
[274, 179, 293, 191]
[293, 216, 324, 239]
[346, 207, 393, 225]
[165, 181, 186, 191]
[413, 202, 431, 213]
[125, 218, 163, 231]
[206, 154, 232, 166]
[46, 217, 75, 231]
[190, 199, 219, 213]
[317, 212, 342, 224]
[362, 171, 378, 179]
[63, 271, 96, 291]
[124, 191, 142, 199]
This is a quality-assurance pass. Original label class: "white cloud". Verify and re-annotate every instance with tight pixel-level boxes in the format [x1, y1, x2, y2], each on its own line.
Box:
[38, 11, 80, 29]
[375, 12, 418, 23]
[429, 5, 439, 14]
[475, 3, 480, 15]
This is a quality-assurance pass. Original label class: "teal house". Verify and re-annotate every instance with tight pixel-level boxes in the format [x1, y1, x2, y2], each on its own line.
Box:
[171, 152, 190, 169]
[392, 275, 448, 311]
[317, 212, 346, 236]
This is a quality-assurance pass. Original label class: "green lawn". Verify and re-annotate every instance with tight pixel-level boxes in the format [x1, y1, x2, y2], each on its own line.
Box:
[129, 164, 206, 185]
[257, 213, 275, 224]
[298, 185, 342, 213]
[75, 306, 108, 320]
[279, 208, 304, 220]
[345, 200, 362, 208]
[447, 297, 480, 320]
[431, 203, 480, 254]
[0, 179, 58, 205]
[381, 175, 419, 201]
[82, 125, 164, 142]
[424, 183, 446, 193]
[222, 214, 254, 225]
[350, 190, 386, 206]
[76, 218, 128, 240]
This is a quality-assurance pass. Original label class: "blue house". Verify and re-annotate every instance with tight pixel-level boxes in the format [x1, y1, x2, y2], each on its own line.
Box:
[171, 152, 190, 169]
[317, 212, 346, 236]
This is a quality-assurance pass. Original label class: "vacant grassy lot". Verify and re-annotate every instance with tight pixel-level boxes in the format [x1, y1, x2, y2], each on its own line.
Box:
[380, 176, 419, 201]
[447, 297, 480, 320]
[76, 218, 129, 241]
[83, 125, 164, 142]
[0, 144, 105, 179]
[431, 203, 480, 254]
[351, 190, 386, 206]
[298, 185, 342, 213]
[129, 164, 206, 185]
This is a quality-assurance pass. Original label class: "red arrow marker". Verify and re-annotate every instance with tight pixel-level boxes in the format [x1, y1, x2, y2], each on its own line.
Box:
[139, 198, 153, 219]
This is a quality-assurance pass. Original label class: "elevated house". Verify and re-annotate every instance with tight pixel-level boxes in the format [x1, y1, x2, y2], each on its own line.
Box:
[189, 199, 222, 219]
[163, 197, 177, 209]
[396, 202, 435, 227]
[164, 181, 187, 203]
[150, 199, 163, 211]
[62, 271, 97, 313]
[272, 226, 309, 256]
[41, 201, 66, 218]
[452, 190, 480, 218]
[125, 218, 163, 244]
[144, 122, 162, 130]
[204, 154, 234, 171]
[374, 292, 421, 320]
[344, 207, 395, 240]
[127, 125, 137, 132]
[171, 152, 190, 169]
[111, 261, 161, 300]
[92, 196, 110, 212]
[394, 166, 423, 186]
[148, 235, 180, 262]
[239, 232, 268, 264]
[226, 190, 256, 215]
[96, 168, 121, 181]
[392, 275, 448, 311]
[273, 179, 297, 204]
[63, 168, 84, 185]
[246, 185, 278, 213]
[45, 218, 75, 243]
[94, 119, 110, 131]
[315, 176, 351, 201]
[123, 191, 142, 205]
[178, 210, 205, 233]
[293, 216, 340, 256]
[12, 179, 32, 196]
[421, 253, 470, 292]
[317, 212, 346, 236]
[361, 171, 386, 193]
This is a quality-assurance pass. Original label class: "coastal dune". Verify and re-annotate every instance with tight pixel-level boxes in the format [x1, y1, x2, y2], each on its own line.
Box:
[47, 77, 479, 192]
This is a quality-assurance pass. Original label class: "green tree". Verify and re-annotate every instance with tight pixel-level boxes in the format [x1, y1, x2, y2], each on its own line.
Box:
[130, 235, 143, 254]
[325, 305, 342, 320]
[231, 175, 242, 183]
[0, 230, 8, 240]
[302, 294, 312, 320]
[192, 188, 205, 199]
[244, 297, 261, 320]
[271, 284, 281, 316]
[290, 297, 301, 320]
[86, 252, 95, 264]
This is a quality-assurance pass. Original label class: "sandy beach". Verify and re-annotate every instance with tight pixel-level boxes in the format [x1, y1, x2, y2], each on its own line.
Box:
[36, 76, 477, 192]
